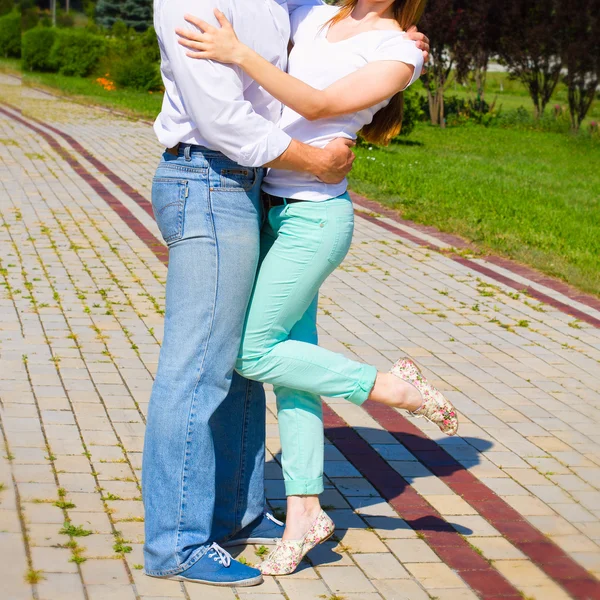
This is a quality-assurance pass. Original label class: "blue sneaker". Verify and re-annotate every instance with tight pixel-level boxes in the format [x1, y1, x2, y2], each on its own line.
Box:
[222, 512, 285, 547]
[151, 543, 262, 587]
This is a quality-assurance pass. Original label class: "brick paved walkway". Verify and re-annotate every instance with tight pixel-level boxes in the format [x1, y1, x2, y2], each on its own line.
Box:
[1, 73, 600, 600]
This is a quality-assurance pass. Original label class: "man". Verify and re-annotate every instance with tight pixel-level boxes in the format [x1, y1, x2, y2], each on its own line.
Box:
[143, 0, 430, 588]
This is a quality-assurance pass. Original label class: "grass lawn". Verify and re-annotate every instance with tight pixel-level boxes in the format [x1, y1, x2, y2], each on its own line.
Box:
[2, 59, 598, 295]
[350, 125, 600, 296]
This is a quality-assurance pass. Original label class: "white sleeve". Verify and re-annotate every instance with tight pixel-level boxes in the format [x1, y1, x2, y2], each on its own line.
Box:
[157, 0, 291, 167]
[372, 37, 424, 90]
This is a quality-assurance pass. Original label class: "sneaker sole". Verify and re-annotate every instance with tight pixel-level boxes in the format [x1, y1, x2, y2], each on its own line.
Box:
[222, 537, 280, 547]
[147, 573, 264, 587]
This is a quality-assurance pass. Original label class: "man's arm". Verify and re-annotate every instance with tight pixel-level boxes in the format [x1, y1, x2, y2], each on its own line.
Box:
[159, 0, 353, 181]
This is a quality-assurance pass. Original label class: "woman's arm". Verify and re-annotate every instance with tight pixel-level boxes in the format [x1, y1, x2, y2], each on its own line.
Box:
[176, 10, 416, 122]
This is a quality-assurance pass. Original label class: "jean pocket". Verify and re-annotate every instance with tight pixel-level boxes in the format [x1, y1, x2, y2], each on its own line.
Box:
[219, 168, 257, 192]
[151, 177, 188, 244]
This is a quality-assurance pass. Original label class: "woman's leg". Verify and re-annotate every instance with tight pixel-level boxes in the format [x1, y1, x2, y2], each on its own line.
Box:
[237, 195, 378, 404]
[237, 195, 422, 412]
[274, 297, 324, 540]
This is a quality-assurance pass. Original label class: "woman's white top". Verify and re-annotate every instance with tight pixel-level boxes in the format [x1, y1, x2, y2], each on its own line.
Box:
[263, 4, 424, 201]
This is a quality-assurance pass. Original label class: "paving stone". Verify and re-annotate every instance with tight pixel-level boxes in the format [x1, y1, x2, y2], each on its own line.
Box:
[319, 565, 377, 593]
[354, 552, 410, 579]
[469, 536, 527, 560]
[85, 584, 137, 600]
[80, 559, 130, 585]
[37, 572, 86, 600]
[386, 539, 441, 563]
[372, 579, 430, 600]
[405, 563, 468, 589]
[30, 546, 78, 574]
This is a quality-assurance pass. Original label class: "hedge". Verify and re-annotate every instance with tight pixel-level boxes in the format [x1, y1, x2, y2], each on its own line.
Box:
[0, 10, 20, 58]
[50, 29, 106, 77]
[22, 27, 58, 72]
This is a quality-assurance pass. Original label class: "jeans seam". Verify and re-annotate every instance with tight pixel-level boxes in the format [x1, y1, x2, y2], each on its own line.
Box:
[233, 377, 252, 532]
[173, 185, 219, 566]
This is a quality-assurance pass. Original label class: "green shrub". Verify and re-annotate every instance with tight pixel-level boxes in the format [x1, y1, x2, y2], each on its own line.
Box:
[50, 29, 106, 76]
[102, 25, 161, 91]
[22, 6, 52, 31]
[494, 105, 572, 133]
[396, 87, 424, 138]
[0, 10, 20, 58]
[0, 0, 14, 18]
[22, 27, 58, 72]
[111, 53, 162, 91]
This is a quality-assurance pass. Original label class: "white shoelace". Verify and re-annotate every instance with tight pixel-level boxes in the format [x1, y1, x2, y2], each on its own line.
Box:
[207, 543, 232, 567]
[265, 512, 284, 527]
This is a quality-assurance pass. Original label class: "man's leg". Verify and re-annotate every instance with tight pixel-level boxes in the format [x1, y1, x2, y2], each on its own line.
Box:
[212, 372, 266, 543]
[142, 149, 264, 577]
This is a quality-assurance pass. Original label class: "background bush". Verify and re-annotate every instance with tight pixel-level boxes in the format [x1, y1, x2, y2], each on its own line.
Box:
[111, 54, 161, 91]
[0, 10, 20, 58]
[22, 26, 58, 71]
[104, 25, 161, 91]
[396, 87, 424, 138]
[50, 28, 106, 76]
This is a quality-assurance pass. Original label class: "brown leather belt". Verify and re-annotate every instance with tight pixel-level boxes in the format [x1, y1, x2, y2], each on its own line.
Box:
[166, 143, 180, 157]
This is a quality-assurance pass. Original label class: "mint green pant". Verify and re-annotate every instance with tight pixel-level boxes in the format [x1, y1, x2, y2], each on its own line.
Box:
[236, 193, 378, 496]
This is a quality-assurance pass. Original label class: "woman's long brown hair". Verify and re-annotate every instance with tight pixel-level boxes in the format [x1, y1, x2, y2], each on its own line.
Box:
[327, 0, 427, 145]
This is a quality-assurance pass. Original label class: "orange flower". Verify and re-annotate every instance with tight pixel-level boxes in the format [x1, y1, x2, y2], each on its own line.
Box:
[96, 77, 116, 92]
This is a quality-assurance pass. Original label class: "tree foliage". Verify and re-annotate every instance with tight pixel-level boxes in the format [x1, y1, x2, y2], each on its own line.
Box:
[419, 0, 462, 126]
[96, 0, 151, 31]
[453, 0, 503, 103]
[497, 0, 563, 119]
[558, 0, 600, 130]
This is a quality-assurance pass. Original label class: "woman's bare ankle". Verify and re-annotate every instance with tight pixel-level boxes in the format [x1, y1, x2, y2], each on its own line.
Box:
[369, 373, 422, 411]
[283, 495, 321, 541]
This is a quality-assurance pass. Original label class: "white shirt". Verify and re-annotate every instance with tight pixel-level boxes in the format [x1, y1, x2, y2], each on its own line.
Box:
[153, 0, 321, 168]
[263, 4, 423, 201]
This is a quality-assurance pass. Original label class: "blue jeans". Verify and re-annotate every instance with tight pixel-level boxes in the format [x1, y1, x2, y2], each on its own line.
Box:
[142, 146, 266, 577]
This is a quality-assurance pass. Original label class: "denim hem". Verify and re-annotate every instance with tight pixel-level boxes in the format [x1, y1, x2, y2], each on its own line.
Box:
[284, 477, 325, 496]
[143, 544, 210, 578]
[348, 364, 378, 406]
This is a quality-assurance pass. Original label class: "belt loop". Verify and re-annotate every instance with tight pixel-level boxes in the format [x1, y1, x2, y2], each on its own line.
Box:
[184, 145, 192, 162]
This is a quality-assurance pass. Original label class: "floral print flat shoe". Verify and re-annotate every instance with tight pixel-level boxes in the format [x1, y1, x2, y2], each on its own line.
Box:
[259, 510, 335, 576]
[391, 358, 459, 436]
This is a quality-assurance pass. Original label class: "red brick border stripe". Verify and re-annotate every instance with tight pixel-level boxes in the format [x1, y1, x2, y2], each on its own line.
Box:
[24, 114, 156, 220]
[362, 400, 600, 600]
[322, 404, 522, 599]
[356, 209, 600, 330]
[351, 192, 600, 325]
[0, 105, 168, 267]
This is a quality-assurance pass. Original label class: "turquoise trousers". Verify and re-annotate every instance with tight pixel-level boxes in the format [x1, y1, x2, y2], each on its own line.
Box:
[236, 193, 378, 496]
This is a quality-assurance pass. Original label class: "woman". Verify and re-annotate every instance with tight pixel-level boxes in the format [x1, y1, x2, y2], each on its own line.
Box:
[177, 0, 458, 576]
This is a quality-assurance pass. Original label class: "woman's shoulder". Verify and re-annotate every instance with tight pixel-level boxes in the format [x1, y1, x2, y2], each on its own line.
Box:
[367, 32, 423, 68]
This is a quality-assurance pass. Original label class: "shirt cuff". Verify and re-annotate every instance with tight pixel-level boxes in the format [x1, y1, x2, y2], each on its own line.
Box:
[239, 127, 293, 168]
